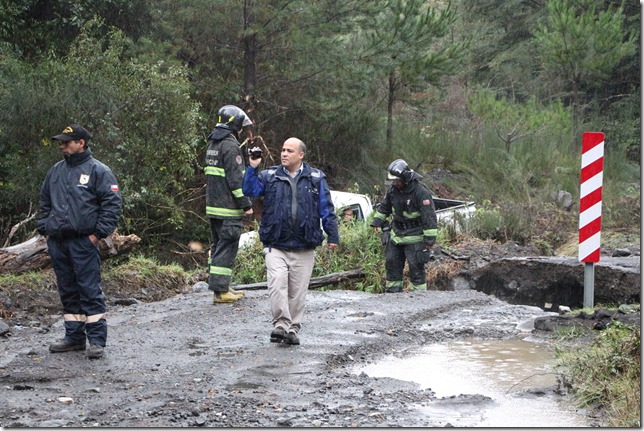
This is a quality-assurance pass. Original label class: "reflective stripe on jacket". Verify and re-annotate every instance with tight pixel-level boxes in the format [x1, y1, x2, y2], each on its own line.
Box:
[205, 132, 251, 219]
[370, 180, 437, 247]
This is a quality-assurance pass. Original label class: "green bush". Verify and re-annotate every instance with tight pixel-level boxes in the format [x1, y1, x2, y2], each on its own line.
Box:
[0, 20, 203, 246]
[232, 220, 386, 293]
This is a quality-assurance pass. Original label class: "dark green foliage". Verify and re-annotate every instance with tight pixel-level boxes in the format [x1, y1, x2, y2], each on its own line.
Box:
[0, 21, 202, 245]
[0, 0, 151, 60]
[0, 0, 638, 252]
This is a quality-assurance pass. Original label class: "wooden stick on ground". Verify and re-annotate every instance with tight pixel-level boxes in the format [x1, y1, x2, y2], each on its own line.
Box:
[232, 268, 365, 291]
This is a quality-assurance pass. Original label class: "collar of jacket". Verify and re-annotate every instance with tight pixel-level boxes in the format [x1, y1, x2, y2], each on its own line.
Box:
[208, 127, 236, 141]
[64, 148, 92, 167]
[274, 162, 311, 178]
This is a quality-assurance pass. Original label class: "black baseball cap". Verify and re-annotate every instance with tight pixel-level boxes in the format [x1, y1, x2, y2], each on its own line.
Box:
[52, 124, 92, 142]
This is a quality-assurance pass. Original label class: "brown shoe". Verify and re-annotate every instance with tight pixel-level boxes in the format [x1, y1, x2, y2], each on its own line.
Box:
[213, 291, 243, 304]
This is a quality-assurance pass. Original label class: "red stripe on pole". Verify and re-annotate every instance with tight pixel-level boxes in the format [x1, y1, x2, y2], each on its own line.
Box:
[579, 187, 603, 212]
[580, 157, 604, 183]
[579, 217, 602, 243]
[581, 132, 604, 152]
[584, 249, 600, 262]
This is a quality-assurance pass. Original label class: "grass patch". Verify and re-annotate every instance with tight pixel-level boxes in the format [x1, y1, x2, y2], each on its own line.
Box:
[233, 221, 386, 293]
[0, 270, 59, 320]
[556, 321, 641, 427]
[0, 255, 192, 322]
[103, 255, 190, 302]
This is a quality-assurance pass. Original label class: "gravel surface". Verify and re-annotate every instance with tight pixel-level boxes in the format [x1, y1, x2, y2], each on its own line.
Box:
[0, 287, 580, 427]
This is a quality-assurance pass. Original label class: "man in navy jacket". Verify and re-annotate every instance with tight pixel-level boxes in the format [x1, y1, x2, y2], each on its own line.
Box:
[243, 137, 339, 345]
[38, 124, 121, 359]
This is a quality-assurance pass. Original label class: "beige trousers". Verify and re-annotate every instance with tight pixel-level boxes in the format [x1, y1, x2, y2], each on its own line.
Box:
[264, 247, 315, 334]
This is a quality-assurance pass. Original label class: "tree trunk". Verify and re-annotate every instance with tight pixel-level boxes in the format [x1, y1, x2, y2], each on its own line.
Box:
[386, 70, 396, 151]
[572, 78, 580, 146]
[231, 269, 365, 291]
[243, 0, 257, 116]
[0, 231, 141, 275]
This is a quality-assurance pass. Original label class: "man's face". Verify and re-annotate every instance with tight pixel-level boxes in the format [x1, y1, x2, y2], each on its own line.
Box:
[281, 139, 304, 171]
[342, 209, 355, 222]
[58, 139, 84, 156]
[392, 178, 405, 190]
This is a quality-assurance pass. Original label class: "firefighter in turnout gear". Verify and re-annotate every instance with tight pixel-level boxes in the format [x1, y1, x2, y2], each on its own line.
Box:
[205, 105, 253, 303]
[370, 159, 438, 293]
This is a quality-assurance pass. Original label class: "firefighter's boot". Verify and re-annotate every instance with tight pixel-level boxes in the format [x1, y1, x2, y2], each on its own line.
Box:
[49, 338, 86, 353]
[213, 291, 243, 304]
[228, 287, 246, 298]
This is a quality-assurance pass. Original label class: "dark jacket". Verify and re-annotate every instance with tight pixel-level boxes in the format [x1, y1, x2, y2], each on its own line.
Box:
[205, 131, 252, 219]
[242, 162, 339, 250]
[370, 180, 437, 246]
[37, 149, 121, 239]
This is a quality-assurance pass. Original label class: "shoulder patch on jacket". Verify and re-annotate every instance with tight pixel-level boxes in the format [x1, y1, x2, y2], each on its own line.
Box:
[423, 199, 431, 206]
[236, 155, 242, 165]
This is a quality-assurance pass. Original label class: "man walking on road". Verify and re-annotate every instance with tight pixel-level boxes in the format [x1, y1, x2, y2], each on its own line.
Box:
[205, 105, 254, 304]
[38, 124, 122, 359]
[243, 137, 339, 345]
[370, 159, 437, 293]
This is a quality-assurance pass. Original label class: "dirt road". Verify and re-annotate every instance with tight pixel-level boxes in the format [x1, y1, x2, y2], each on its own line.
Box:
[0, 286, 593, 427]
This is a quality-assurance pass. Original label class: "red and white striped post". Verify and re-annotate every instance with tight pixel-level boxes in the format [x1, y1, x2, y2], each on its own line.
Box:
[578, 132, 604, 308]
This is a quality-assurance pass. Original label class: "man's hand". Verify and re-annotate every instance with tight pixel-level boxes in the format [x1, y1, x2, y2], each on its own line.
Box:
[88, 234, 99, 246]
[327, 243, 338, 250]
[244, 208, 253, 216]
[248, 147, 262, 168]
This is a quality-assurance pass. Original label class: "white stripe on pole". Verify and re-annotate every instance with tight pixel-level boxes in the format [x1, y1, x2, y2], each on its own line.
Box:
[581, 141, 604, 165]
[579, 201, 603, 227]
[579, 172, 604, 197]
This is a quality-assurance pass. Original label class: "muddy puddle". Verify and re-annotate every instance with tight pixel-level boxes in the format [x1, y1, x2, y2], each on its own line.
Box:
[356, 338, 591, 427]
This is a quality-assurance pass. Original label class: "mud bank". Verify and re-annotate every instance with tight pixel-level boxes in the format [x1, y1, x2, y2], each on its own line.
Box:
[0, 289, 598, 427]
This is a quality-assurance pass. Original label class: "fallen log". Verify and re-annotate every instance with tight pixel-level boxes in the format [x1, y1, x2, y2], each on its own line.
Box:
[0, 231, 141, 275]
[232, 268, 365, 291]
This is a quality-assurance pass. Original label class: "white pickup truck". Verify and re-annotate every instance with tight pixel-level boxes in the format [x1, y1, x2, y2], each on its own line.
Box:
[330, 190, 476, 224]
[239, 190, 475, 247]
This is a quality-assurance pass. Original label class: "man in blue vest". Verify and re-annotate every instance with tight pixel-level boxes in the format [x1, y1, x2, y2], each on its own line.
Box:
[243, 137, 339, 345]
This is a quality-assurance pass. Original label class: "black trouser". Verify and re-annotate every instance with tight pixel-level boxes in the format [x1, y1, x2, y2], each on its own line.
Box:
[47, 236, 107, 346]
[208, 218, 242, 293]
[385, 241, 427, 289]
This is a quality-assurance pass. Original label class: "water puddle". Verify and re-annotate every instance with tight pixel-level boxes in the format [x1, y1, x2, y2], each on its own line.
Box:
[358, 338, 590, 427]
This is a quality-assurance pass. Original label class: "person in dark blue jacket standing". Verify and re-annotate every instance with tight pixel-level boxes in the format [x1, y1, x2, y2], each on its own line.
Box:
[243, 137, 339, 346]
[37, 124, 122, 359]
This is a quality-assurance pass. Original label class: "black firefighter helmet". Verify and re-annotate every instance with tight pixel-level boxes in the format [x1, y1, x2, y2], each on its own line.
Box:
[208, 105, 252, 141]
[386, 159, 423, 183]
[215, 105, 252, 132]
